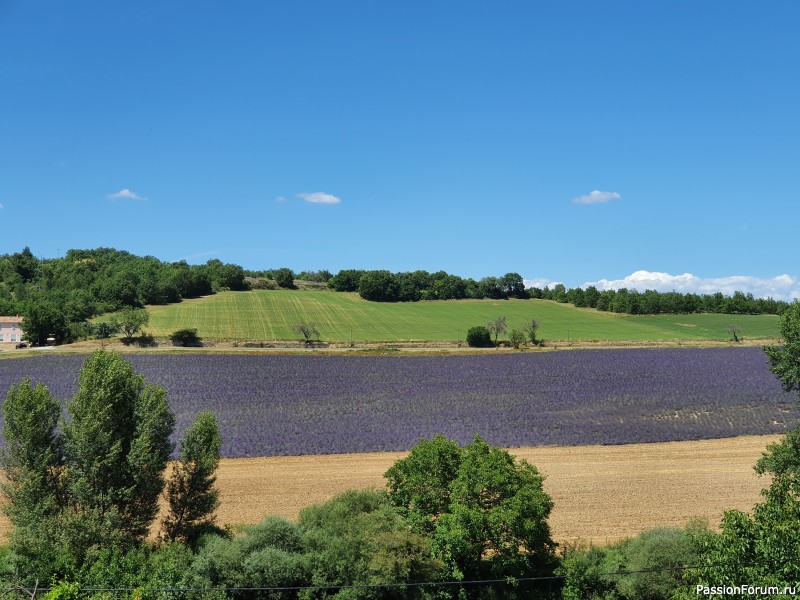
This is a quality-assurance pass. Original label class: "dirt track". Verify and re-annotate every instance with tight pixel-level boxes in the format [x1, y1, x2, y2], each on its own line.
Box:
[0, 435, 779, 545]
[212, 434, 780, 545]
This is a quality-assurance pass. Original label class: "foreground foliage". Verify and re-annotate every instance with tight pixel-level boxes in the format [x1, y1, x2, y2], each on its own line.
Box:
[386, 435, 557, 586]
[0, 350, 220, 584]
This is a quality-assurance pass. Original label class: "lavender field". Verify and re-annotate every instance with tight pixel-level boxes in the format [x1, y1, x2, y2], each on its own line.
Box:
[0, 348, 795, 458]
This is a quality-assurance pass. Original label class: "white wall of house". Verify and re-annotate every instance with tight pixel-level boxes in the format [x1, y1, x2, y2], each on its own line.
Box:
[0, 317, 24, 344]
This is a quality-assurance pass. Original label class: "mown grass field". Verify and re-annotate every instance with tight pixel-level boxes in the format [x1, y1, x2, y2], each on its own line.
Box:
[139, 290, 780, 342]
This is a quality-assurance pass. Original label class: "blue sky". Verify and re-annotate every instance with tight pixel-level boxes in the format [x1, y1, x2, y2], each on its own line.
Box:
[1, 1, 798, 299]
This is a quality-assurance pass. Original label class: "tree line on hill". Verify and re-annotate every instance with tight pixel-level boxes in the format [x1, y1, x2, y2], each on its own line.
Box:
[326, 268, 789, 315]
[328, 269, 529, 301]
[0, 247, 247, 345]
[0, 246, 787, 347]
[529, 283, 788, 315]
[0, 303, 799, 597]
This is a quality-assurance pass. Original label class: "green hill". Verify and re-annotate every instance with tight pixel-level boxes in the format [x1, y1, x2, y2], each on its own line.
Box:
[138, 290, 780, 343]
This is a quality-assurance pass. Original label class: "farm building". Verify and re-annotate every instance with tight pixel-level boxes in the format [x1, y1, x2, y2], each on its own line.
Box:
[0, 316, 24, 345]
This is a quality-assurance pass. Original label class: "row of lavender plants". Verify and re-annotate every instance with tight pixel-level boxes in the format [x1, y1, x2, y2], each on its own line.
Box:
[0, 347, 794, 457]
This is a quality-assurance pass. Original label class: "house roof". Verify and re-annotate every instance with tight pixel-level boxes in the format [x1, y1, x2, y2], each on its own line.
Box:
[0, 316, 23, 324]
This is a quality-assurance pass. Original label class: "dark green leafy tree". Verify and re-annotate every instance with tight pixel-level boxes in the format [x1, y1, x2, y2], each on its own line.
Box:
[161, 411, 223, 548]
[386, 435, 557, 587]
[21, 298, 71, 345]
[358, 270, 399, 302]
[1, 380, 64, 534]
[64, 350, 176, 543]
[328, 269, 366, 292]
[385, 435, 462, 535]
[273, 267, 296, 289]
[500, 272, 528, 299]
[0, 351, 183, 582]
[764, 301, 800, 398]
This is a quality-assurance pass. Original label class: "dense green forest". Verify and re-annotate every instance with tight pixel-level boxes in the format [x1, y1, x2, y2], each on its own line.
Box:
[0, 248, 247, 344]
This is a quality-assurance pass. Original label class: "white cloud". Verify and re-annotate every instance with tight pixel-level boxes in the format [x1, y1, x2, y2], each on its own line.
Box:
[275, 196, 287, 203]
[572, 189, 621, 205]
[0, 203, 4, 209]
[583, 270, 800, 301]
[107, 188, 145, 201]
[296, 192, 341, 205]
[524, 278, 563, 289]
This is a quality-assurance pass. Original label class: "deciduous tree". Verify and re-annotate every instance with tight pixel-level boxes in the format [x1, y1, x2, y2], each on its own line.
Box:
[113, 307, 150, 344]
[161, 411, 222, 548]
[764, 301, 800, 398]
[386, 435, 557, 585]
[486, 316, 507, 347]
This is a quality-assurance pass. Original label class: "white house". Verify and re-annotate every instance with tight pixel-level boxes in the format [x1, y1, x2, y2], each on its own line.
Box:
[0, 316, 24, 344]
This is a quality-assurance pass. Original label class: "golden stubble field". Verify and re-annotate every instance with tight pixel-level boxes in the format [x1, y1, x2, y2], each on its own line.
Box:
[213, 434, 779, 545]
[0, 435, 779, 545]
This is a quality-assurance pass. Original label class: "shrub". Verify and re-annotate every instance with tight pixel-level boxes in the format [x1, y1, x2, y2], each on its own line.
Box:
[509, 328, 527, 349]
[170, 328, 203, 347]
[466, 326, 492, 348]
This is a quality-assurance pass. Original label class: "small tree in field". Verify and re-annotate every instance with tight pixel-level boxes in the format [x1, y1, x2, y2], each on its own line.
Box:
[113, 307, 149, 344]
[295, 322, 321, 345]
[486, 316, 507, 347]
[727, 324, 742, 343]
[524, 318, 541, 345]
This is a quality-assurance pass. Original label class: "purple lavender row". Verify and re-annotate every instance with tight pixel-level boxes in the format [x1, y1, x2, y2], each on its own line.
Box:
[0, 348, 794, 458]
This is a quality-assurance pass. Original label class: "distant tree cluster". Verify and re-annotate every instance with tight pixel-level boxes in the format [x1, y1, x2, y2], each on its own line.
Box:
[244, 267, 333, 287]
[529, 284, 788, 315]
[328, 269, 530, 302]
[0, 247, 248, 345]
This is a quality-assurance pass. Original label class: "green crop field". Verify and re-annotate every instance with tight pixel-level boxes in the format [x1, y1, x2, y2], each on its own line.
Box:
[138, 290, 780, 343]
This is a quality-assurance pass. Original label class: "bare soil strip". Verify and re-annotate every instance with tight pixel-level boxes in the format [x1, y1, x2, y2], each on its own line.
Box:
[0, 435, 780, 545]
[213, 435, 780, 545]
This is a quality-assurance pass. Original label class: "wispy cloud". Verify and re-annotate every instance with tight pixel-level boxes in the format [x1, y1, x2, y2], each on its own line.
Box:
[0, 203, 4, 209]
[107, 188, 146, 201]
[572, 190, 621, 205]
[296, 192, 341, 205]
[275, 196, 287, 203]
[583, 270, 800, 301]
